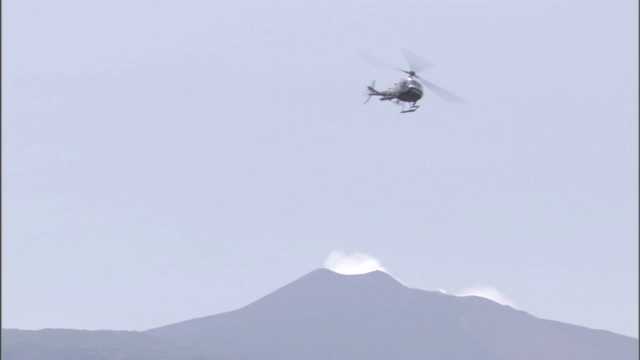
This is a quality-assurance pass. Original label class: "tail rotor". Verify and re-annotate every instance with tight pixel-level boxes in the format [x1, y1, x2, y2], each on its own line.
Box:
[363, 80, 376, 104]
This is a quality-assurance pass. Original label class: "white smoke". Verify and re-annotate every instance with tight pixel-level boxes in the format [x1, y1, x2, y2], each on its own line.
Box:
[323, 251, 387, 275]
[456, 285, 518, 308]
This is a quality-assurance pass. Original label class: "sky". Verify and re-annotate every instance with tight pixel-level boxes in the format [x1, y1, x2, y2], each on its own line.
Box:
[3, 0, 638, 338]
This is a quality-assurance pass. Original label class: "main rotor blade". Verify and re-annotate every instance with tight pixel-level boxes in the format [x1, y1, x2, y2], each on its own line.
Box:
[401, 49, 434, 73]
[357, 50, 404, 72]
[419, 78, 465, 103]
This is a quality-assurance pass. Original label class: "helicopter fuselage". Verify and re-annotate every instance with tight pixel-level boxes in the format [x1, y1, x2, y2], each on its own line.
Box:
[385, 77, 424, 102]
[389, 77, 423, 102]
[365, 77, 424, 112]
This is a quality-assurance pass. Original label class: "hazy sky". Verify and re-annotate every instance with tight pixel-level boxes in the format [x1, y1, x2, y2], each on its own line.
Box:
[3, 0, 638, 338]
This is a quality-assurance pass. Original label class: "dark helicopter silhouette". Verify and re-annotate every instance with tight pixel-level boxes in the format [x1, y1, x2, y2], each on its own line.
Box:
[362, 50, 465, 113]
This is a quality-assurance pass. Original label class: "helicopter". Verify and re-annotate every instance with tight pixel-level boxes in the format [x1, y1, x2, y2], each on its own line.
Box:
[362, 50, 465, 113]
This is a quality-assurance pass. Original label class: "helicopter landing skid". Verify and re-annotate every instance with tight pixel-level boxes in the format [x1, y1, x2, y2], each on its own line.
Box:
[395, 100, 420, 113]
[399, 102, 419, 114]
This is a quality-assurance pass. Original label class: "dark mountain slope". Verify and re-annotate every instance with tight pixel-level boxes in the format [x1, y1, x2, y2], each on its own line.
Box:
[1, 328, 212, 360]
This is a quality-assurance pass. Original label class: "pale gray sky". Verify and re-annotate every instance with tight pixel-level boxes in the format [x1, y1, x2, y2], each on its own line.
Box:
[3, 0, 638, 338]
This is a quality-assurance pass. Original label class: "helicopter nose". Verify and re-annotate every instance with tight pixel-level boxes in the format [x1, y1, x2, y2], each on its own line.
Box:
[407, 87, 423, 101]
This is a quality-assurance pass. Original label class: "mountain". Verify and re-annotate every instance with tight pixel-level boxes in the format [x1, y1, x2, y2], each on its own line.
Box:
[3, 269, 637, 359]
[146, 268, 639, 360]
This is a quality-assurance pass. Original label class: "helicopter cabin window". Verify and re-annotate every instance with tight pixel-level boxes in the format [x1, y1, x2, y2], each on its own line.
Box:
[408, 79, 422, 89]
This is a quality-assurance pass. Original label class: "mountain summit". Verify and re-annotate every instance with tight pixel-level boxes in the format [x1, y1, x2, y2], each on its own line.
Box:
[146, 269, 638, 360]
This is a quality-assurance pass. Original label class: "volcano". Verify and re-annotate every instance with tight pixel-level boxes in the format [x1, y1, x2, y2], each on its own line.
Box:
[146, 269, 638, 360]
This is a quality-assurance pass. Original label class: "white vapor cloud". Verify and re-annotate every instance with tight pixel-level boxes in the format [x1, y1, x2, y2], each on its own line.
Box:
[456, 285, 518, 308]
[323, 251, 387, 275]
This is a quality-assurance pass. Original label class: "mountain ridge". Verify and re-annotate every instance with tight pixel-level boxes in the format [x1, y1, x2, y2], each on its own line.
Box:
[145, 268, 638, 360]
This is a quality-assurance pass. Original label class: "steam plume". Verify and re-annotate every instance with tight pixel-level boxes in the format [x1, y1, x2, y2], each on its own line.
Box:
[323, 251, 387, 275]
[456, 285, 518, 308]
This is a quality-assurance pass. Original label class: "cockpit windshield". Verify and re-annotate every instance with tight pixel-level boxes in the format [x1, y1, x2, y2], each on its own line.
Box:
[407, 78, 423, 89]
